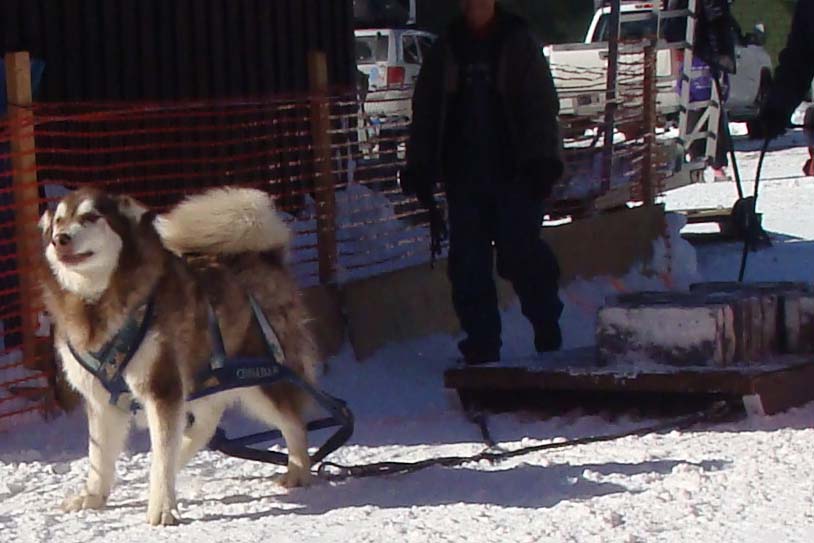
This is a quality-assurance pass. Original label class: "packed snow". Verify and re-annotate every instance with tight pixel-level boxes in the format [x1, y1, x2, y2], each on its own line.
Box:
[2, 125, 814, 542]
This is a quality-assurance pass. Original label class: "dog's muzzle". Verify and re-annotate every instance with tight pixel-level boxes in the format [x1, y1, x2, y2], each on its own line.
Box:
[54, 233, 72, 247]
[52, 233, 93, 265]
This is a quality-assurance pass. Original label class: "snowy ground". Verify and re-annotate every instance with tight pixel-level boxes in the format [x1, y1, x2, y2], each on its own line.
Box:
[2, 127, 814, 542]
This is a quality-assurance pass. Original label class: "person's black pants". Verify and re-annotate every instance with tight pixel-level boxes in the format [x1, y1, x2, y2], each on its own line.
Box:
[446, 186, 563, 351]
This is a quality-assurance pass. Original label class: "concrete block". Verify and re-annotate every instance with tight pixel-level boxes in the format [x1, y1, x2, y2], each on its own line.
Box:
[341, 262, 460, 361]
[302, 284, 346, 360]
[543, 204, 666, 283]
[597, 292, 737, 367]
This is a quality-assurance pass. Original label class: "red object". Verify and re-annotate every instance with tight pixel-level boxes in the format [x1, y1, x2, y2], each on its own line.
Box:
[386, 66, 405, 88]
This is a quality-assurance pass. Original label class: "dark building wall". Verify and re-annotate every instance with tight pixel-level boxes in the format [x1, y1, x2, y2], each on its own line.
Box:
[353, 0, 411, 26]
[415, 0, 594, 44]
[0, 0, 355, 102]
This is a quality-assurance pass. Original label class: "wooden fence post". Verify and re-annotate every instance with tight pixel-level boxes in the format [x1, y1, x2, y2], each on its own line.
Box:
[308, 50, 337, 285]
[641, 41, 657, 206]
[601, 0, 621, 194]
[4, 51, 41, 372]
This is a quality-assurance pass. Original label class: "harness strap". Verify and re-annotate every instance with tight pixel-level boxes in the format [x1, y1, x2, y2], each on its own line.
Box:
[197, 294, 355, 466]
[66, 289, 353, 465]
[195, 294, 285, 393]
[247, 295, 286, 364]
[208, 303, 227, 370]
[67, 293, 156, 408]
[206, 295, 282, 370]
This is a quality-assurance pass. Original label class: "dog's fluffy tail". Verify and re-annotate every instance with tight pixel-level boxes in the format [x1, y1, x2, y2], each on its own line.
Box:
[155, 187, 290, 256]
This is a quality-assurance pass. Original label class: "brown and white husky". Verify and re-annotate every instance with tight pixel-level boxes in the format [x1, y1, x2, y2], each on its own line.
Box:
[38, 187, 319, 525]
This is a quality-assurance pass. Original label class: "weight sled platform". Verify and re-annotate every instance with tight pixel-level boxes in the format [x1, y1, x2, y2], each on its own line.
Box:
[444, 348, 814, 417]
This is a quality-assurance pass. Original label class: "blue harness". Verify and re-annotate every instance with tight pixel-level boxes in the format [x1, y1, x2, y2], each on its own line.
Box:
[68, 293, 353, 467]
[67, 295, 156, 413]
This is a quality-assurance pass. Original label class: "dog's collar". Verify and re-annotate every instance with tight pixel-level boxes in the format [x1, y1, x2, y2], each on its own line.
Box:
[67, 291, 157, 410]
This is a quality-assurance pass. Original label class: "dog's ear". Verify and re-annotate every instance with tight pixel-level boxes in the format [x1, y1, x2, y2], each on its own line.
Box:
[39, 209, 53, 248]
[116, 195, 149, 225]
[39, 209, 52, 233]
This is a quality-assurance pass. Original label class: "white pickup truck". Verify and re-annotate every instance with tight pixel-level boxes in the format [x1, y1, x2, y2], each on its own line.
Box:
[545, 2, 773, 136]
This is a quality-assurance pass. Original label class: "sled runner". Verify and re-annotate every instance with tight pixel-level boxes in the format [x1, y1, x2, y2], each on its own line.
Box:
[68, 291, 354, 468]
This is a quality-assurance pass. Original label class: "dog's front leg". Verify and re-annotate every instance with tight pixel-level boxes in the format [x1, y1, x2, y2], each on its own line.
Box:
[143, 397, 184, 526]
[62, 402, 130, 512]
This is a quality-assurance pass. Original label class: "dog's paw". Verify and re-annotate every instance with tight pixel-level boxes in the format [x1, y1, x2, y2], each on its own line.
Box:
[61, 492, 107, 513]
[276, 467, 313, 489]
[147, 506, 180, 527]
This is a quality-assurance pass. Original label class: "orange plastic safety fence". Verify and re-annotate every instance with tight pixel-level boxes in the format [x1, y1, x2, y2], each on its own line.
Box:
[0, 65, 674, 425]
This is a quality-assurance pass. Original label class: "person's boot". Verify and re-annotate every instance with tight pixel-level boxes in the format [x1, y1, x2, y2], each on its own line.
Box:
[457, 338, 500, 366]
[711, 166, 731, 182]
[534, 321, 562, 353]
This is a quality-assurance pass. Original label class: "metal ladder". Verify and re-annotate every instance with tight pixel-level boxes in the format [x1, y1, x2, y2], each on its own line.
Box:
[673, 0, 723, 181]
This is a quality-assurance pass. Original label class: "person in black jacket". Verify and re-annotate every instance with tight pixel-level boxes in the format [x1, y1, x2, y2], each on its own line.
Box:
[758, 0, 814, 140]
[403, 0, 564, 364]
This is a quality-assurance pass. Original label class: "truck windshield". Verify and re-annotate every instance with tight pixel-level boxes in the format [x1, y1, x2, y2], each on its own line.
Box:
[355, 35, 389, 64]
[593, 13, 659, 42]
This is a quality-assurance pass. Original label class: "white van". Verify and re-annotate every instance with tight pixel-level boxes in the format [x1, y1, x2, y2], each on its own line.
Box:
[355, 27, 437, 120]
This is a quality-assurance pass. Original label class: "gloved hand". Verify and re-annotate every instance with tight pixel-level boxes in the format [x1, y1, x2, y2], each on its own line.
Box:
[427, 201, 448, 266]
[401, 167, 447, 264]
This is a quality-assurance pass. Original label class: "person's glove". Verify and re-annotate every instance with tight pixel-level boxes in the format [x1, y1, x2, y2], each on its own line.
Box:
[400, 166, 447, 265]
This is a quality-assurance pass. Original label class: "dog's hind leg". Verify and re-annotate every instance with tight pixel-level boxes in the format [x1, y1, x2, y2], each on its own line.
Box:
[240, 387, 312, 488]
[143, 397, 184, 526]
[62, 402, 131, 513]
[178, 398, 228, 469]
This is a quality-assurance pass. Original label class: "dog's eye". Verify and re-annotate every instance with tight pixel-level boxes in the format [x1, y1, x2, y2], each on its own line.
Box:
[81, 212, 101, 224]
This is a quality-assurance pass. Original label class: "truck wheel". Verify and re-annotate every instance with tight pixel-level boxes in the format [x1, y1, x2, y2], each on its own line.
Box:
[747, 71, 773, 140]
